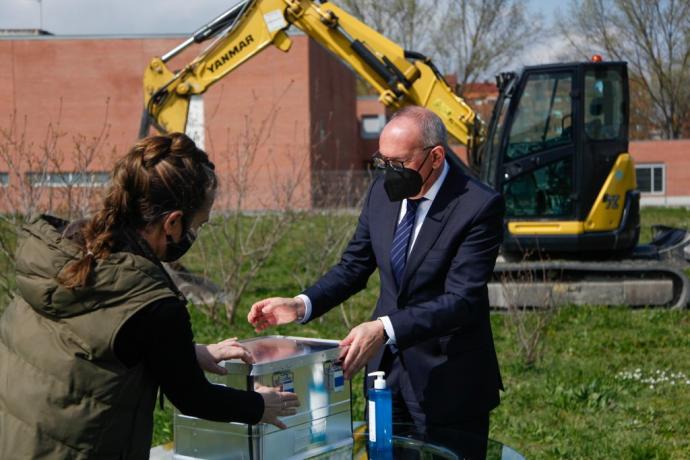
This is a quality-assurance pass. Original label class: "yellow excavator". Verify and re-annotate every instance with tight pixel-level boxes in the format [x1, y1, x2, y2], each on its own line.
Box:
[140, 0, 689, 308]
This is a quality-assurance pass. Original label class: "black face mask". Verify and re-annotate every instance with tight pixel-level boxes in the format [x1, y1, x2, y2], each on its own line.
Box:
[162, 228, 197, 262]
[382, 149, 434, 202]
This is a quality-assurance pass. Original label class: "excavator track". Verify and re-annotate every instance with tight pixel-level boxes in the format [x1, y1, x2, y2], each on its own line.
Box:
[490, 259, 690, 310]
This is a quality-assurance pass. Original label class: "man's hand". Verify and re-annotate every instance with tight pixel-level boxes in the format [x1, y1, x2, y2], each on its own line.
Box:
[338, 320, 386, 380]
[195, 337, 254, 375]
[247, 297, 305, 332]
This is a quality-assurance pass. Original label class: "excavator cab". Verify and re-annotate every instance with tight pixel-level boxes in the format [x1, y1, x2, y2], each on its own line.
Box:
[480, 61, 639, 256]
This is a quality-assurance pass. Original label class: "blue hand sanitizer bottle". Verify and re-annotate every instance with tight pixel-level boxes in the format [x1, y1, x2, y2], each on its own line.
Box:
[368, 371, 392, 458]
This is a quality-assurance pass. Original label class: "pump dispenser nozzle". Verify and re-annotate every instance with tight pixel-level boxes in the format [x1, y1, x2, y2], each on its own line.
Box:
[368, 371, 387, 390]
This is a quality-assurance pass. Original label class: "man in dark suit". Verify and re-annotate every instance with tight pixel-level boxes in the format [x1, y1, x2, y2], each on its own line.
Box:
[248, 106, 504, 458]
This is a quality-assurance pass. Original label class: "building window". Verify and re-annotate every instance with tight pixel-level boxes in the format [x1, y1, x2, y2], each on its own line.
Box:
[0, 172, 8, 186]
[635, 164, 664, 194]
[361, 114, 386, 139]
[26, 172, 111, 187]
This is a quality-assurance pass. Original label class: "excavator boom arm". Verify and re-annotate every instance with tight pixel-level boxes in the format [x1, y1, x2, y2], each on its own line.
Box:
[141, 0, 484, 157]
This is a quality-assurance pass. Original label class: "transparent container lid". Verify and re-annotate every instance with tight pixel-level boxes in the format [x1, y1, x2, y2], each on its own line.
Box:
[223, 335, 341, 375]
[244, 337, 335, 364]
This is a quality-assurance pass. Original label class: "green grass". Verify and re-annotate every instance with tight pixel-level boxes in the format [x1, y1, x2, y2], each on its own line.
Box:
[491, 307, 690, 459]
[639, 206, 690, 243]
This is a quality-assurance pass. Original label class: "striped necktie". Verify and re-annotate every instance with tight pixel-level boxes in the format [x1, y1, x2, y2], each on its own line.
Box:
[390, 198, 425, 288]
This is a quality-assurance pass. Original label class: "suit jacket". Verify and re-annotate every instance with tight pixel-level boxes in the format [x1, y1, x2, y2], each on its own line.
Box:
[304, 161, 504, 423]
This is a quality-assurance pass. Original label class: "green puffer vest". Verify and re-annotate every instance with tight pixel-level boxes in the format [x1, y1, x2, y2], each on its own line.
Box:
[0, 215, 184, 459]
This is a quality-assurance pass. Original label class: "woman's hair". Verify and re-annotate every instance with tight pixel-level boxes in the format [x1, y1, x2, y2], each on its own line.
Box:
[58, 133, 217, 288]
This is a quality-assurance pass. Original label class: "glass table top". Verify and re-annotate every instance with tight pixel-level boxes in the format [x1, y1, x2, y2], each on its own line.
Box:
[151, 422, 526, 460]
[343, 423, 526, 460]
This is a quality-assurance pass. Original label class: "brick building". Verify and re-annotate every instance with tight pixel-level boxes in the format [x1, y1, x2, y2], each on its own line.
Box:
[0, 33, 359, 213]
[630, 140, 690, 206]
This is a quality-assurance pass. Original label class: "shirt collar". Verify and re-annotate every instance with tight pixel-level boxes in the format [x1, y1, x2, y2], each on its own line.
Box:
[422, 159, 449, 203]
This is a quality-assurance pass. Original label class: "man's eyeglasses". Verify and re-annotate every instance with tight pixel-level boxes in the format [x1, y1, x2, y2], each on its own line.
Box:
[371, 145, 437, 171]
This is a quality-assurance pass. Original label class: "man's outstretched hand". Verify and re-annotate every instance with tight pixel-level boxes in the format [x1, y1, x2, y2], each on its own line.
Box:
[338, 320, 386, 380]
[248, 297, 306, 332]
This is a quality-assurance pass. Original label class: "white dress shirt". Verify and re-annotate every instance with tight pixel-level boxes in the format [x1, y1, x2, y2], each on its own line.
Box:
[297, 160, 451, 346]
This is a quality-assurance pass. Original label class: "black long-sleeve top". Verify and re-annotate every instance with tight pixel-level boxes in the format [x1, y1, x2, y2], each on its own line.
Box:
[113, 299, 264, 424]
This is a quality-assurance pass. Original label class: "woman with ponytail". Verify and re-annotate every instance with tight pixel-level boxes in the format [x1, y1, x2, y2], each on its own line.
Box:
[0, 133, 298, 459]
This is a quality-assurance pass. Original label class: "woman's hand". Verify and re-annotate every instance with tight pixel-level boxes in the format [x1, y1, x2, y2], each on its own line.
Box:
[254, 384, 300, 429]
[195, 337, 254, 375]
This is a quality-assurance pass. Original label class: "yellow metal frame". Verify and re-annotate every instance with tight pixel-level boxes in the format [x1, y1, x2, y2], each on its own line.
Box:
[508, 153, 636, 236]
[142, 0, 483, 147]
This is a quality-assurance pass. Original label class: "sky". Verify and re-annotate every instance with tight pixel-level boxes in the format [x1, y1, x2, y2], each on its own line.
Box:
[0, 0, 238, 35]
[0, 0, 572, 66]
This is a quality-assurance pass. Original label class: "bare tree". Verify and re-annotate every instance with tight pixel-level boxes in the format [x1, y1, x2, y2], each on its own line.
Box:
[340, 0, 541, 98]
[0, 111, 58, 218]
[559, 0, 690, 139]
[339, 0, 439, 54]
[55, 125, 114, 219]
[629, 77, 660, 140]
[499, 257, 557, 369]
[0, 103, 113, 312]
[182, 89, 309, 324]
[291, 164, 370, 328]
[435, 0, 542, 92]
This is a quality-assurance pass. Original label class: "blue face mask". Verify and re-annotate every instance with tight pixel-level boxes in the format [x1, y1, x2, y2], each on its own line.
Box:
[162, 228, 197, 262]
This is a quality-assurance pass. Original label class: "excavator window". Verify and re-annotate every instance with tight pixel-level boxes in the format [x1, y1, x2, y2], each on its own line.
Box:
[503, 159, 574, 218]
[504, 72, 573, 161]
[502, 71, 575, 219]
[584, 69, 625, 140]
